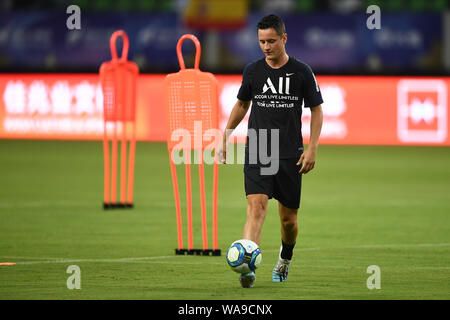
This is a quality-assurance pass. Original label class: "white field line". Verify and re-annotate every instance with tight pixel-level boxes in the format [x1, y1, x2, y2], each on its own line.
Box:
[6, 256, 177, 265]
[0, 200, 173, 208]
[1, 243, 449, 266]
[5, 260, 450, 270]
[0, 200, 237, 209]
[0, 255, 71, 260]
[0, 201, 95, 208]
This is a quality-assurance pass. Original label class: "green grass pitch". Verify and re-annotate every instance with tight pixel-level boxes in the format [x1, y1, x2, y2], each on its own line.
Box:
[0, 140, 449, 300]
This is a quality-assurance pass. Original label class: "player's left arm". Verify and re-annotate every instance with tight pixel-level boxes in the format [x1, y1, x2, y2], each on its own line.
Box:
[298, 104, 323, 174]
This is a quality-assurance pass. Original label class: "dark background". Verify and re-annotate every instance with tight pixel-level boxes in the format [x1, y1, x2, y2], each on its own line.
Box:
[0, 0, 449, 75]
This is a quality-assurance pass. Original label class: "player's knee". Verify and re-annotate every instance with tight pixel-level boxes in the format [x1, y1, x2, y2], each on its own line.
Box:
[280, 214, 298, 231]
[247, 195, 267, 219]
[247, 195, 267, 209]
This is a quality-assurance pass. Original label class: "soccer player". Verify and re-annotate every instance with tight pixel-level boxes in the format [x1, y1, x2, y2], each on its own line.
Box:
[220, 14, 324, 288]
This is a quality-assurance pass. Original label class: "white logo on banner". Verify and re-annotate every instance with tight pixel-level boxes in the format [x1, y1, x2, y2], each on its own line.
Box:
[302, 83, 347, 139]
[409, 98, 436, 124]
[2, 80, 104, 136]
[3, 81, 26, 114]
[397, 80, 447, 143]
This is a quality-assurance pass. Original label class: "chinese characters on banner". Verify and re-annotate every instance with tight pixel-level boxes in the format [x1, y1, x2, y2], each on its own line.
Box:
[0, 74, 448, 145]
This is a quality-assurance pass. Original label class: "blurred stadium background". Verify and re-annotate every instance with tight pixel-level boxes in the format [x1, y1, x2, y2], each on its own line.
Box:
[1, 0, 449, 75]
[0, 0, 449, 300]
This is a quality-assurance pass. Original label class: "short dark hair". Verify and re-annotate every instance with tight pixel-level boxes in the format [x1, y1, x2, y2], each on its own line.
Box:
[257, 14, 286, 36]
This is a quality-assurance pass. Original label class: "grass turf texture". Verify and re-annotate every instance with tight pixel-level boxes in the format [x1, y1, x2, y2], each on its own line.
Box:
[0, 140, 449, 300]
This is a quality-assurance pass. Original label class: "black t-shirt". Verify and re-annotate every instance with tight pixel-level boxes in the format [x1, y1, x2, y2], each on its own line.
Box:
[237, 57, 323, 162]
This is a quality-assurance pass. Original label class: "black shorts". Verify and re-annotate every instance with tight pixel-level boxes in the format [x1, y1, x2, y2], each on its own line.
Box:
[244, 157, 302, 209]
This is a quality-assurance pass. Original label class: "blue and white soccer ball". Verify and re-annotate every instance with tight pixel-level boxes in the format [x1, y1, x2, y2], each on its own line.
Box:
[226, 239, 262, 273]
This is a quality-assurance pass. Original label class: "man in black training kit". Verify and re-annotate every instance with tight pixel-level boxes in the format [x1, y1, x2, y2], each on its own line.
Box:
[220, 14, 323, 288]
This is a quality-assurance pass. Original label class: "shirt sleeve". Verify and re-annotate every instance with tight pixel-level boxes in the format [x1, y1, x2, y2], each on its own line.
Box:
[302, 64, 323, 108]
[237, 63, 253, 101]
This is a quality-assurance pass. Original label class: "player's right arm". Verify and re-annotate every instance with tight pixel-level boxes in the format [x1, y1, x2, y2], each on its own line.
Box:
[219, 62, 254, 163]
[220, 99, 251, 163]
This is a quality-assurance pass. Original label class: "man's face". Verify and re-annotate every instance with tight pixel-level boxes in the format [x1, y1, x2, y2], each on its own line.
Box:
[257, 28, 287, 61]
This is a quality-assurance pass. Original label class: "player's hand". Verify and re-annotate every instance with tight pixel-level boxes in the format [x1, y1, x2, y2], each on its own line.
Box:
[297, 148, 316, 174]
[217, 138, 227, 164]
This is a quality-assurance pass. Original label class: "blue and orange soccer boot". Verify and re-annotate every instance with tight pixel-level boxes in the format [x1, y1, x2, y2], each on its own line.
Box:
[272, 258, 290, 282]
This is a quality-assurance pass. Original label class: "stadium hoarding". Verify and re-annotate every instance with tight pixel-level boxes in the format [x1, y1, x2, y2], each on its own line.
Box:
[0, 74, 449, 146]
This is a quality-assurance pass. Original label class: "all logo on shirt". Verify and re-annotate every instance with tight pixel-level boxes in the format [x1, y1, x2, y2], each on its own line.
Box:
[262, 76, 292, 95]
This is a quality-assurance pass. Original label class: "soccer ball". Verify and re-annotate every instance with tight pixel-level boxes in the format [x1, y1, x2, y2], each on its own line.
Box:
[226, 239, 262, 273]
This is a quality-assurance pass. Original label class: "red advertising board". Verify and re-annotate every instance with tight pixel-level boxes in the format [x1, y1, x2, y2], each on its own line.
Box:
[0, 74, 449, 146]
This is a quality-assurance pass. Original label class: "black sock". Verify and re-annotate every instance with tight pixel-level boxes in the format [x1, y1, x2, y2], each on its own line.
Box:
[280, 240, 295, 260]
